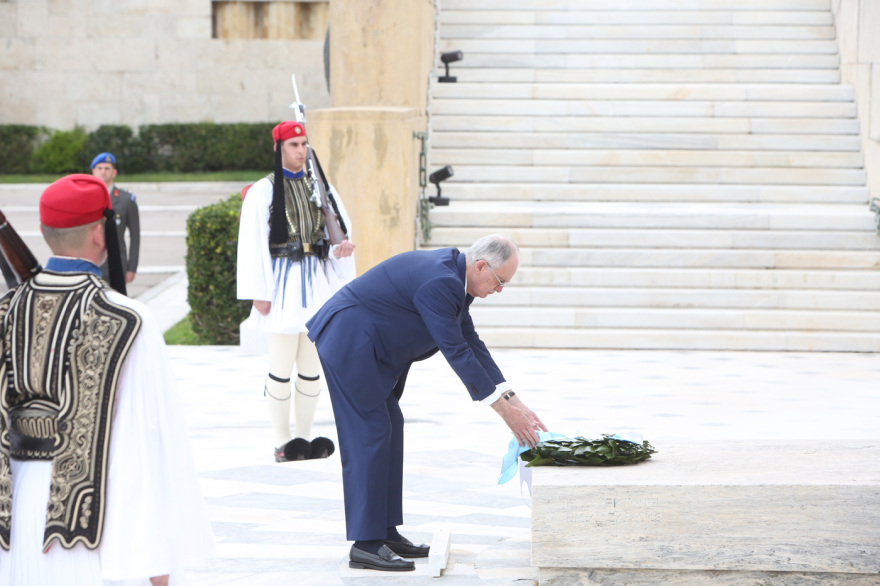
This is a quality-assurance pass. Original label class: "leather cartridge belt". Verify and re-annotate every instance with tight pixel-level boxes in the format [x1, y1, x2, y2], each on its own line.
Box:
[9, 410, 57, 460]
[270, 240, 329, 261]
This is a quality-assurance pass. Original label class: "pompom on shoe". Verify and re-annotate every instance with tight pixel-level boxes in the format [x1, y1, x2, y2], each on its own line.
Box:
[308, 437, 335, 459]
[274, 438, 312, 462]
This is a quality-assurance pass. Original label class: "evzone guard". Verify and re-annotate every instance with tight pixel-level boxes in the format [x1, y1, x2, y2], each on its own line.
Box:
[237, 119, 356, 462]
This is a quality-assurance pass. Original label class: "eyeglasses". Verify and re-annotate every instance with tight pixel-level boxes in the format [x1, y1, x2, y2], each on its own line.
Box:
[486, 263, 509, 289]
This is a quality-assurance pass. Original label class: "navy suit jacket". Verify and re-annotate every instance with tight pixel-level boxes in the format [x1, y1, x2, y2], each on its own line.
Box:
[306, 248, 504, 410]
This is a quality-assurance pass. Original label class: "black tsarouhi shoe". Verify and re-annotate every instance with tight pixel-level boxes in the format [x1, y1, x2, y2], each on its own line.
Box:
[274, 438, 311, 462]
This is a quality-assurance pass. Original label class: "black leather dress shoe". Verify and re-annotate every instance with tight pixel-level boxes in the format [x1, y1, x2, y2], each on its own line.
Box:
[384, 534, 430, 558]
[349, 544, 415, 571]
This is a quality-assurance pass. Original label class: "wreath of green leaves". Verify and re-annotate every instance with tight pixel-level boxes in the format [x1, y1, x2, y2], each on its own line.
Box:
[521, 435, 657, 467]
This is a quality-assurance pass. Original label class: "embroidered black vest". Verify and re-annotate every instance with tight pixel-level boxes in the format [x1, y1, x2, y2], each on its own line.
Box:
[0, 271, 141, 551]
[267, 173, 327, 258]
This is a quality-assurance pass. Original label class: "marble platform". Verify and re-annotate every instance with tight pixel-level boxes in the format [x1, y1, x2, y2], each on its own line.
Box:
[532, 441, 880, 584]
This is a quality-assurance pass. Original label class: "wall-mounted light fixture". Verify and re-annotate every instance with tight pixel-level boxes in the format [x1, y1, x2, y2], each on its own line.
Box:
[439, 51, 463, 83]
[428, 166, 453, 206]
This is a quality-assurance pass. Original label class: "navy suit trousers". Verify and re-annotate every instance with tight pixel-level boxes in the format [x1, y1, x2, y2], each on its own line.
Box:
[320, 354, 404, 541]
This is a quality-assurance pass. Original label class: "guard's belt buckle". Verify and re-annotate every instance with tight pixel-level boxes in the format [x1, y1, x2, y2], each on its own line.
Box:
[303, 242, 312, 254]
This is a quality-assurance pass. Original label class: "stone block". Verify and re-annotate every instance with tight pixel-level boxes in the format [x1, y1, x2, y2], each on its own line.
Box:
[0, 5, 16, 37]
[35, 99, 78, 130]
[329, 0, 435, 113]
[16, 0, 49, 38]
[209, 94, 269, 123]
[76, 100, 123, 128]
[428, 528, 451, 577]
[857, 0, 880, 62]
[307, 107, 423, 273]
[46, 8, 89, 38]
[832, 0, 860, 64]
[121, 92, 160, 127]
[93, 37, 158, 72]
[531, 441, 880, 580]
[175, 16, 210, 38]
[871, 63, 880, 141]
[0, 37, 35, 70]
[66, 71, 122, 102]
[34, 37, 95, 71]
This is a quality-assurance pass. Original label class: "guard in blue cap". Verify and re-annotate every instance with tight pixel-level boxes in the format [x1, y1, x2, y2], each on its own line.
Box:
[91, 152, 140, 285]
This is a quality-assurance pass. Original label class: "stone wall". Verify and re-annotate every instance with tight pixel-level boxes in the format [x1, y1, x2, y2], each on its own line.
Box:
[0, 0, 330, 130]
[833, 0, 880, 199]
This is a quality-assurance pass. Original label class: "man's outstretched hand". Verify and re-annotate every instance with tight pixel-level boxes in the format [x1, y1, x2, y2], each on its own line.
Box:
[492, 394, 548, 448]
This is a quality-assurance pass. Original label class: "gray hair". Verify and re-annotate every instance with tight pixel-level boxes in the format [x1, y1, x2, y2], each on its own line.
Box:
[465, 234, 519, 267]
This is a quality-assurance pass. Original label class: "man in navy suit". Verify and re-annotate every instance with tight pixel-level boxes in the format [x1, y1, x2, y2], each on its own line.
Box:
[306, 234, 546, 571]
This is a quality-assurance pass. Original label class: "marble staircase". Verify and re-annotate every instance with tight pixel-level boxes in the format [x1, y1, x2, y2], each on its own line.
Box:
[426, 0, 880, 351]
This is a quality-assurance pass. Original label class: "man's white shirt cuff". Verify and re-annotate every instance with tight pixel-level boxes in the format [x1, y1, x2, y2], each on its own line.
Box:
[481, 381, 512, 405]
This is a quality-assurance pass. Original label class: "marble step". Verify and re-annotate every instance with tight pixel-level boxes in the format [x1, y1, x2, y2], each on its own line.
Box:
[430, 116, 859, 135]
[440, 10, 833, 26]
[512, 247, 880, 270]
[439, 0, 832, 11]
[431, 99, 856, 119]
[449, 68, 841, 84]
[481, 286, 880, 310]
[469, 306, 880, 332]
[452, 54, 840, 69]
[440, 25, 836, 40]
[431, 149, 864, 169]
[428, 227, 880, 251]
[433, 165, 866, 185]
[429, 202, 875, 231]
[474, 286, 880, 310]
[433, 183, 870, 204]
[431, 132, 862, 152]
[478, 267, 880, 291]
[439, 39, 839, 55]
[471, 327, 880, 352]
[432, 83, 854, 102]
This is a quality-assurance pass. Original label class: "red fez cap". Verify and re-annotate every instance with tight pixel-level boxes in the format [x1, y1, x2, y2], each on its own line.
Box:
[40, 174, 111, 229]
[272, 121, 306, 142]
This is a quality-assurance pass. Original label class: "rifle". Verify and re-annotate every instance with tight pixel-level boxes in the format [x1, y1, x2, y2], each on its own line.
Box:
[289, 74, 348, 245]
[0, 210, 41, 289]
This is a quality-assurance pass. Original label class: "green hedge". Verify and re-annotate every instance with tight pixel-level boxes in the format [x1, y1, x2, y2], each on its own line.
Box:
[0, 122, 276, 175]
[33, 128, 88, 173]
[0, 125, 50, 174]
[186, 193, 251, 345]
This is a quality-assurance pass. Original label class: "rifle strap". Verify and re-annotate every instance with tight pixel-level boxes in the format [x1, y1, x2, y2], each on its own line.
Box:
[311, 151, 348, 237]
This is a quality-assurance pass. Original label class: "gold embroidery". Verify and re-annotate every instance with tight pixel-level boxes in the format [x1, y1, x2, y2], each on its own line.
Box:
[79, 495, 92, 529]
[0, 273, 140, 551]
[0, 291, 14, 546]
[29, 294, 61, 397]
[268, 174, 326, 247]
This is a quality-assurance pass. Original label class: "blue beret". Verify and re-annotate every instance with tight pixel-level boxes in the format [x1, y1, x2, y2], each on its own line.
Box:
[90, 152, 116, 169]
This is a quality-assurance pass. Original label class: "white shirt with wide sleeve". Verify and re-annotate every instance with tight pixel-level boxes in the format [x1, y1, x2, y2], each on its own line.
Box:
[236, 176, 356, 334]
